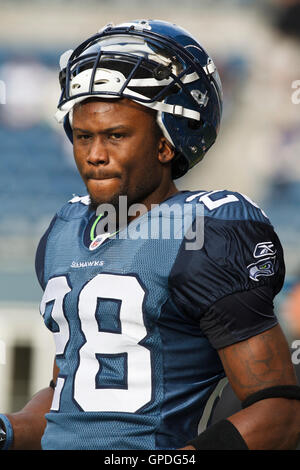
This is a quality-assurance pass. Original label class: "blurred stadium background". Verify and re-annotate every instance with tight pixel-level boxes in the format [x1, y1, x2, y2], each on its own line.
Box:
[0, 0, 300, 423]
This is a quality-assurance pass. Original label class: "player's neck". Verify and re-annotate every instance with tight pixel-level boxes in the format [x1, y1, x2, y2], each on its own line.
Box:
[127, 181, 179, 224]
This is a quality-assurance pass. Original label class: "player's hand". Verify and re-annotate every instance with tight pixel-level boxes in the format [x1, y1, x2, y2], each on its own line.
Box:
[178, 445, 196, 450]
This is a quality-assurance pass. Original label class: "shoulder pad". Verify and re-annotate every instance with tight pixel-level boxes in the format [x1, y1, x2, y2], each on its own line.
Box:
[185, 190, 270, 224]
[56, 194, 91, 220]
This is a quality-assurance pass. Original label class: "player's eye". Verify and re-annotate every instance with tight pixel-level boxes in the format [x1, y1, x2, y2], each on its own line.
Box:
[76, 134, 92, 141]
[109, 132, 126, 141]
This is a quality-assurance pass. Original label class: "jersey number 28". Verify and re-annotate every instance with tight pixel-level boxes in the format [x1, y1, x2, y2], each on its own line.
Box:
[40, 274, 152, 413]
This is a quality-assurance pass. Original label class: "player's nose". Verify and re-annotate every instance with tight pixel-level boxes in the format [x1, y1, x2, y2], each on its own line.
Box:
[87, 137, 109, 166]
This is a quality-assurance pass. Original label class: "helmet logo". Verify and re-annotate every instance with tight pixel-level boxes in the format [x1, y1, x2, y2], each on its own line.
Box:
[191, 90, 208, 107]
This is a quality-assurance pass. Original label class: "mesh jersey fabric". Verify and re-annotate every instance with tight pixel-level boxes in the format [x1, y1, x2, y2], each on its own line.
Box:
[35, 190, 284, 449]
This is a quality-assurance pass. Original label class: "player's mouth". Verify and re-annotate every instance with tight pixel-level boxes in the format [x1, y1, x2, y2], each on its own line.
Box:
[86, 173, 120, 181]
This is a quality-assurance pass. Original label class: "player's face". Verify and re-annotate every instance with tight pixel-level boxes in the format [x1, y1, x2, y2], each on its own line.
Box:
[72, 99, 174, 212]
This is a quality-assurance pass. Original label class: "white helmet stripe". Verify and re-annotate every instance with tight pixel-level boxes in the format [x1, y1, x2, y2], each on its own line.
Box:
[128, 71, 199, 88]
[127, 89, 200, 120]
[56, 92, 200, 124]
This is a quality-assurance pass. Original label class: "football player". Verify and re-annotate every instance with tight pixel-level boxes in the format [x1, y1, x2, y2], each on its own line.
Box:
[1, 20, 300, 451]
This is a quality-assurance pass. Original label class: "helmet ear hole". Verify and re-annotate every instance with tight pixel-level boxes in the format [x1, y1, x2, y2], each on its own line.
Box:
[171, 152, 189, 180]
[187, 118, 204, 130]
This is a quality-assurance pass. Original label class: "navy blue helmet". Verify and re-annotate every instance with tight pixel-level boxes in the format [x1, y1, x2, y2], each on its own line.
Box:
[56, 19, 223, 179]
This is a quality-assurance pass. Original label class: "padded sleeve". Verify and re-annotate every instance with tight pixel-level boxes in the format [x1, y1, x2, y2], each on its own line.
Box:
[198, 286, 278, 349]
[169, 216, 285, 348]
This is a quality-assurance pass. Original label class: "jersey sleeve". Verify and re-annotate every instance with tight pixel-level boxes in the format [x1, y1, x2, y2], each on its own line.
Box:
[168, 198, 285, 349]
[35, 215, 57, 290]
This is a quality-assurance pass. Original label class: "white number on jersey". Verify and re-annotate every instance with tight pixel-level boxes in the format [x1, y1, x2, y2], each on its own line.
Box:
[40, 274, 152, 413]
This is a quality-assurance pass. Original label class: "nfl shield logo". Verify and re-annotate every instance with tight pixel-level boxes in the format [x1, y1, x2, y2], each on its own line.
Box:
[89, 234, 108, 251]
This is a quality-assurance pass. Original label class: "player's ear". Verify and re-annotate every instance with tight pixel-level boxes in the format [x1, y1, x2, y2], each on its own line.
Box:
[157, 137, 175, 164]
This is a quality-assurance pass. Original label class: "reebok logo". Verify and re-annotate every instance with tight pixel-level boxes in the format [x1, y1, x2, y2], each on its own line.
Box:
[253, 241, 276, 258]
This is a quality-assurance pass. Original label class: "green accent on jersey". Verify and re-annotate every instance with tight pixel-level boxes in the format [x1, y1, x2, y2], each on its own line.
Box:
[90, 214, 103, 241]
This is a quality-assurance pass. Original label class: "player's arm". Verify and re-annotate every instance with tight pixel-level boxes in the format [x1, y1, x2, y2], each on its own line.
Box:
[1, 359, 58, 450]
[171, 192, 300, 449]
[184, 324, 300, 450]
[218, 324, 300, 449]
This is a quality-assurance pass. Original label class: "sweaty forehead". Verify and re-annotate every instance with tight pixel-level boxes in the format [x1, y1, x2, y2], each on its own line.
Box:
[73, 99, 123, 121]
[73, 98, 154, 119]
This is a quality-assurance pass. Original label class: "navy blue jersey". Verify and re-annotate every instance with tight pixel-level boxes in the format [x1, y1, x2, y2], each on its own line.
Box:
[35, 190, 285, 450]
